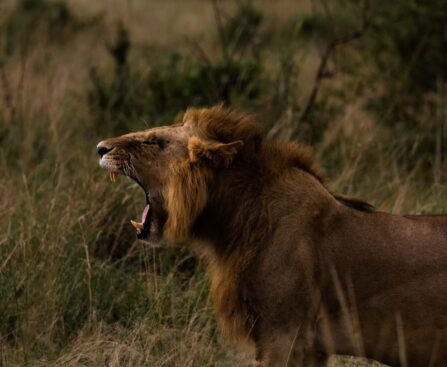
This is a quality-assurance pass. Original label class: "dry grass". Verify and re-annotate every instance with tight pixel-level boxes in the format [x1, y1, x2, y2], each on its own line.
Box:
[0, 0, 444, 366]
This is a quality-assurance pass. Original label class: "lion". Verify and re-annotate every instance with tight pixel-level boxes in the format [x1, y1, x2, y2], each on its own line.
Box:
[97, 106, 447, 366]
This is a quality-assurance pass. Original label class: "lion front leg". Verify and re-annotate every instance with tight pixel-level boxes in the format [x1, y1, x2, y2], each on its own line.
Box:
[254, 332, 328, 367]
[255, 349, 328, 367]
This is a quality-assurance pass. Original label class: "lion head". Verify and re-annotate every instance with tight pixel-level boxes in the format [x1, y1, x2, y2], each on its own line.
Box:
[96, 105, 320, 245]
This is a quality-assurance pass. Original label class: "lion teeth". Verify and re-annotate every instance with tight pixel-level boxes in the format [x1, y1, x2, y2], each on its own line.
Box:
[109, 172, 117, 182]
[130, 220, 144, 231]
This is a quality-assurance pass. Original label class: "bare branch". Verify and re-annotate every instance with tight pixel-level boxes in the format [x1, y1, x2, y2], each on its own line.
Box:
[211, 0, 228, 58]
[0, 64, 15, 122]
[185, 38, 212, 67]
[300, 0, 371, 125]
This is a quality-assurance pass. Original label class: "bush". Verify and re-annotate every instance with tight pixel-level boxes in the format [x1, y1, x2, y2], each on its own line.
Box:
[0, 0, 96, 58]
[88, 6, 265, 133]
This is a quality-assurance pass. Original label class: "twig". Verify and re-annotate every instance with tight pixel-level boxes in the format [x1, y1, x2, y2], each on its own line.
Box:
[300, 0, 371, 125]
[186, 38, 212, 68]
[0, 64, 15, 123]
[211, 0, 228, 58]
[79, 220, 95, 326]
[0, 238, 19, 274]
[396, 313, 408, 367]
[14, 38, 29, 124]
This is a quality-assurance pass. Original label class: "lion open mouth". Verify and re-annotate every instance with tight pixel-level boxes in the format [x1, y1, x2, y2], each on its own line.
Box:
[108, 171, 153, 240]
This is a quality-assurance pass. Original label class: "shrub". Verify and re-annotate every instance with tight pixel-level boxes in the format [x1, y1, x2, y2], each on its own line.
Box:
[88, 5, 265, 133]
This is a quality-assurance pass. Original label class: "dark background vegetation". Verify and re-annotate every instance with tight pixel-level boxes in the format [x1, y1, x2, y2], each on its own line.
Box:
[0, 0, 446, 365]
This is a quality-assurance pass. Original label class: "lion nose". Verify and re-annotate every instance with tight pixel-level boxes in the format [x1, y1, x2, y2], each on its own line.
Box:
[97, 144, 113, 157]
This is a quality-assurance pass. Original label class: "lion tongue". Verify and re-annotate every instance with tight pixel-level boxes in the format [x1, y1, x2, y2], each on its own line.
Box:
[141, 204, 150, 223]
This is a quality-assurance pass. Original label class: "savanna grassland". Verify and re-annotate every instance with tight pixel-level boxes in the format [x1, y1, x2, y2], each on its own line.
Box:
[0, 0, 446, 366]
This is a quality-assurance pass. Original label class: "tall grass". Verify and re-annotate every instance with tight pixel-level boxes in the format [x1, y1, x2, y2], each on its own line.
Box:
[1, 0, 446, 366]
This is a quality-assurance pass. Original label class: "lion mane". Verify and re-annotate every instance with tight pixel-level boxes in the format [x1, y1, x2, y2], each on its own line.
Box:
[162, 106, 370, 345]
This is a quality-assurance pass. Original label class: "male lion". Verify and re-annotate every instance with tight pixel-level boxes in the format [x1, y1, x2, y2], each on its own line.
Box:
[97, 106, 447, 366]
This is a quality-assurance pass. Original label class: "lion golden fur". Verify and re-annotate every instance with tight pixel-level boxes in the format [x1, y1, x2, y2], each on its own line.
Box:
[160, 107, 332, 348]
[98, 106, 447, 366]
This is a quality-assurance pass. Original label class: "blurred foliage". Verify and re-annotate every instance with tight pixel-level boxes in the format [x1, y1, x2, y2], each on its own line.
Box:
[291, 0, 447, 170]
[0, 0, 98, 59]
[298, 0, 447, 127]
[369, 0, 447, 94]
[290, 10, 358, 44]
[88, 6, 264, 134]
[222, 4, 262, 55]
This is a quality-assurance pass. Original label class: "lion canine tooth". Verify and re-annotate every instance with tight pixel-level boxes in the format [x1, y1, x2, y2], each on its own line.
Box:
[109, 172, 117, 182]
[130, 220, 144, 231]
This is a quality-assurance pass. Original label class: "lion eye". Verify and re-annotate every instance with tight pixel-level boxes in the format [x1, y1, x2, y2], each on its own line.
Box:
[142, 137, 165, 149]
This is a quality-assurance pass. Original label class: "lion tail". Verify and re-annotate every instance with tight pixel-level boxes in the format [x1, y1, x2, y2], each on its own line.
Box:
[333, 194, 375, 212]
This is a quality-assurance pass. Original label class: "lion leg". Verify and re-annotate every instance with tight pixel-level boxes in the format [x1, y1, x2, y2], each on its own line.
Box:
[255, 331, 328, 367]
[302, 351, 328, 367]
[256, 349, 328, 367]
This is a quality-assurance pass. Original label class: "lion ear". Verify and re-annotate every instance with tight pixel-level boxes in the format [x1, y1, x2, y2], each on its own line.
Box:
[188, 136, 244, 167]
